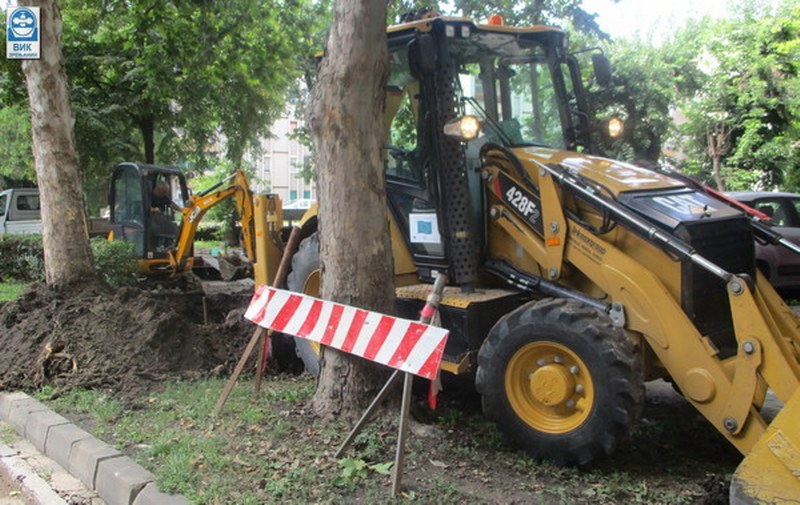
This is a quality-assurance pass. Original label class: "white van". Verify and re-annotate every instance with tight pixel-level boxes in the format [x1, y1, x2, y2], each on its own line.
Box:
[0, 188, 42, 235]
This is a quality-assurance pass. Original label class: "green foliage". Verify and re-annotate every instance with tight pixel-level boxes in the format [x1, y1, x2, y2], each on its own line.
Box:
[90, 237, 137, 288]
[2, 0, 317, 207]
[669, 0, 800, 191]
[0, 234, 44, 283]
[337, 458, 393, 487]
[338, 457, 369, 482]
[0, 104, 35, 186]
[450, 0, 611, 38]
[0, 282, 27, 302]
[592, 38, 693, 163]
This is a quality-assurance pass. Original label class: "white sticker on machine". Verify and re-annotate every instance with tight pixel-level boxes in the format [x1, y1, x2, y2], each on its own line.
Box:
[409, 213, 441, 244]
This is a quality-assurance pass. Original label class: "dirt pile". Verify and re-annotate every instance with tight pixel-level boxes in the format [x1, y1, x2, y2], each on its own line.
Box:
[0, 279, 259, 397]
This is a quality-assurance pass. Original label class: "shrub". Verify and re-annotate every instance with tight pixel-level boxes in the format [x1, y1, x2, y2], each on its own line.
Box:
[91, 237, 137, 288]
[0, 235, 138, 288]
[0, 234, 45, 282]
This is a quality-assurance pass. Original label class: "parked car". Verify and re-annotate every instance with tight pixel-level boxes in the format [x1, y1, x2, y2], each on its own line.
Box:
[0, 187, 111, 237]
[0, 188, 42, 235]
[727, 191, 800, 296]
[283, 199, 316, 223]
[283, 198, 315, 210]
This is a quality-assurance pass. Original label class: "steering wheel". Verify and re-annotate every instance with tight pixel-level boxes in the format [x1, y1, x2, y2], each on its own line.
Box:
[385, 145, 411, 160]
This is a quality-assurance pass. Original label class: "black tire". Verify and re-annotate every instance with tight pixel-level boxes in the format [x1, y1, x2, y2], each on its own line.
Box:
[286, 232, 321, 376]
[475, 298, 643, 466]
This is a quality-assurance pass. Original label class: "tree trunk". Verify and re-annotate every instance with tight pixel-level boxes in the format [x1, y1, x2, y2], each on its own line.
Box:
[139, 116, 155, 164]
[706, 125, 729, 191]
[21, 0, 94, 287]
[309, 0, 393, 419]
[711, 154, 725, 192]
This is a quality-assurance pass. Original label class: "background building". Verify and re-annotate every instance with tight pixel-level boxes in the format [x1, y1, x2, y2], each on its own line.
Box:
[246, 113, 315, 204]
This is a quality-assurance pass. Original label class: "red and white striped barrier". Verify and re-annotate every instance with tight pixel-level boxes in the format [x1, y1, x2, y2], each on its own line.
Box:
[245, 286, 449, 380]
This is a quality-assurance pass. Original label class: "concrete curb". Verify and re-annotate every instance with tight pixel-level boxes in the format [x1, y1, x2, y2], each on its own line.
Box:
[0, 392, 189, 505]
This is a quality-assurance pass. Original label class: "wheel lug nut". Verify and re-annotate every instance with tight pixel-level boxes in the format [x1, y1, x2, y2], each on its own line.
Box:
[553, 355, 563, 364]
[536, 358, 547, 367]
[569, 366, 579, 374]
[575, 384, 584, 394]
[528, 373, 535, 380]
[565, 399, 576, 408]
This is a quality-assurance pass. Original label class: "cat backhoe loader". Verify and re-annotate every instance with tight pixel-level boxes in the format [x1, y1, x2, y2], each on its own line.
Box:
[246, 15, 800, 502]
[108, 163, 258, 275]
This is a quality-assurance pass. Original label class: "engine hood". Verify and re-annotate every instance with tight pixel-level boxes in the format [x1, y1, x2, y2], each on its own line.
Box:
[510, 147, 685, 196]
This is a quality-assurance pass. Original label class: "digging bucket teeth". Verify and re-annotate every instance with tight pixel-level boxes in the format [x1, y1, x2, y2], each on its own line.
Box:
[730, 387, 800, 503]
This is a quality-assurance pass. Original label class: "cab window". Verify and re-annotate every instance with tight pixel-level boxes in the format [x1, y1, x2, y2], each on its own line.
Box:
[16, 194, 40, 212]
[753, 198, 789, 226]
[384, 49, 422, 183]
[114, 165, 144, 225]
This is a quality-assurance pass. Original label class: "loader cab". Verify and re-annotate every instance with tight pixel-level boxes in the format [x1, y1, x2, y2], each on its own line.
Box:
[383, 17, 587, 285]
[109, 162, 189, 263]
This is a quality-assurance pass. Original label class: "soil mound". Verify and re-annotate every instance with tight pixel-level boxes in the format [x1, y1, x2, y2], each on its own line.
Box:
[0, 279, 258, 398]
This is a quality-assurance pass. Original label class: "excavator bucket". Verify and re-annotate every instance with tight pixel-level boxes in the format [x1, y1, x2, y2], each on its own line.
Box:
[730, 388, 800, 503]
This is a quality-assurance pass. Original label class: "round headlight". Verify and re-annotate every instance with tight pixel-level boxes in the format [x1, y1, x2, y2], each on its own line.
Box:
[607, 117, 624, 138]
[443, 115, 482, 142]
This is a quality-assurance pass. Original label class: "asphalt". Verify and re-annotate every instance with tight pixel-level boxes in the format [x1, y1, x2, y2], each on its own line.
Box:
[0, 392, 189, 505]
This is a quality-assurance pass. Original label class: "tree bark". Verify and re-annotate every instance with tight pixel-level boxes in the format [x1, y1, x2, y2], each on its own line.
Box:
[706, 124, 730, 191]
[21, 0, 94, 286]
[139, 116, 155, 164]
[309, 0, 393, 419]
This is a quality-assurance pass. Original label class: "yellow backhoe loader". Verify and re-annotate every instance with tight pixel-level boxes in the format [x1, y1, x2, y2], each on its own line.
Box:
[109, 15, 800, 501]
[246, 15, 800, 502]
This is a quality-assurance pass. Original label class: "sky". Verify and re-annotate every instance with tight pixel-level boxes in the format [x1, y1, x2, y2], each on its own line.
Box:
[581, 0, 743, 41]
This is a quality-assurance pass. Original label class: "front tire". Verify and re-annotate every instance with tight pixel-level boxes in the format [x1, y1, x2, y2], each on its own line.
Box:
[286, 232, 321, 376]
[475, 298, 643, 466]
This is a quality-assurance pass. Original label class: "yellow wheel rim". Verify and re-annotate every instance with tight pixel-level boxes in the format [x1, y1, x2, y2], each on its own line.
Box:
[303, 269, 321, 356]
[505, 340, 594, 434]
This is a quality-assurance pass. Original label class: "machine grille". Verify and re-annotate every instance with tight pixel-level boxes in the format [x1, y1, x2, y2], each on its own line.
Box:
[676, 216, 755, 357]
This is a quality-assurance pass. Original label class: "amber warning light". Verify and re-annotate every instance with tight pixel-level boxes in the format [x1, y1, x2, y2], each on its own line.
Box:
[488, 14, 505, 26]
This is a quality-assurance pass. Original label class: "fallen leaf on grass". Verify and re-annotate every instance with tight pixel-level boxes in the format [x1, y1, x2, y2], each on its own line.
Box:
[429, 459, 448, 469]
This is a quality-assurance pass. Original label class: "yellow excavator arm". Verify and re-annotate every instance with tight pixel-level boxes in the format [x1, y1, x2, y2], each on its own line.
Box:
[168, 169, 256, 274]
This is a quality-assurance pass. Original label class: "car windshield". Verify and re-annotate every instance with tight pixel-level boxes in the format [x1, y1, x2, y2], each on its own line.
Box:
[451, 32, 566, 149]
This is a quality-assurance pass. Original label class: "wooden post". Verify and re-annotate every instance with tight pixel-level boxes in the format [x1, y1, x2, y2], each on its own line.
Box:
[333, 272, 448, 496]
[334, 369, 401, 458]
[391, 372, 414, 496]
[213, 326, 265, 416]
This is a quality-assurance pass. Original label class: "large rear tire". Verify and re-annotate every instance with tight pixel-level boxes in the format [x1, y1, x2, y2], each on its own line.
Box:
[475, 298, 643, 466]
[286, 232, 321, 376]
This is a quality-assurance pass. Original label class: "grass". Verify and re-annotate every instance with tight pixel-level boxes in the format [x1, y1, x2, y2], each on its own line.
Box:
[41, 376, 737, 504]
[0, 424, 17, 445]
[0, 282, 27, 302]
[194, 240, 224, 251]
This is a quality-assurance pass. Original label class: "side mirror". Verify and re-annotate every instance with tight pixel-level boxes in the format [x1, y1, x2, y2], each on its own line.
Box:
[592, 53, 612, 88]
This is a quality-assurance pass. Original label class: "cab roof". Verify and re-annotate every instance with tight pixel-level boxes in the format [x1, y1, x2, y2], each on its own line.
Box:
[388, 15, 566, 45]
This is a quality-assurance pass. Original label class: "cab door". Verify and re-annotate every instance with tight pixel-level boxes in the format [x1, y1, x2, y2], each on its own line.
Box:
[109, 163, 147, 258]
